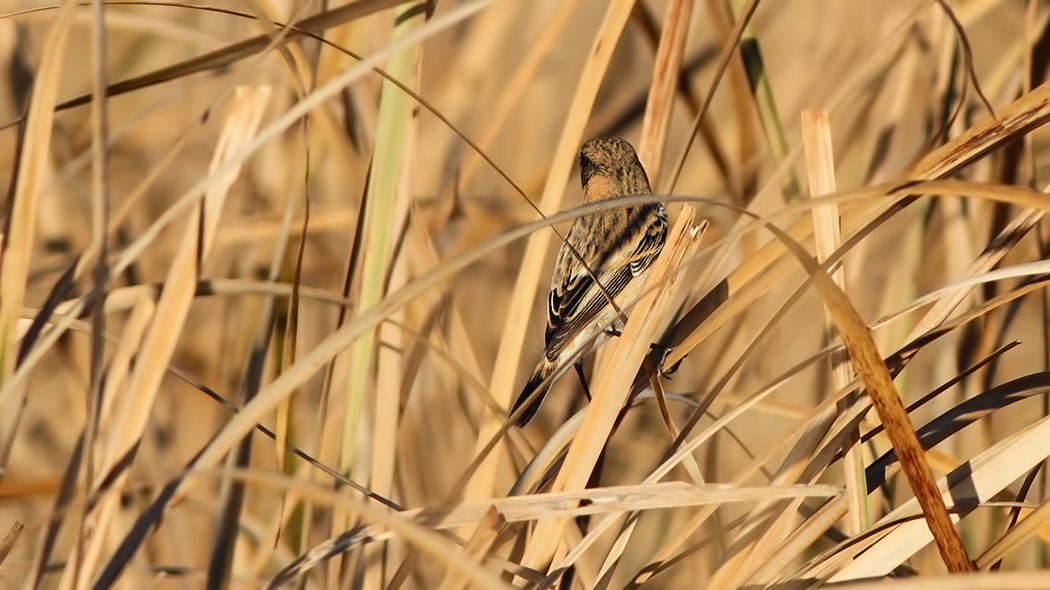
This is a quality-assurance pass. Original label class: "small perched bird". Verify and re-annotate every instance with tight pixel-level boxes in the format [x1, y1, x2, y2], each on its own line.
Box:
[511, 136, 667, 427]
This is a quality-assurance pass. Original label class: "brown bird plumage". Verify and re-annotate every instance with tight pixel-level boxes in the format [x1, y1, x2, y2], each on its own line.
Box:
[511, 137, 667, 427]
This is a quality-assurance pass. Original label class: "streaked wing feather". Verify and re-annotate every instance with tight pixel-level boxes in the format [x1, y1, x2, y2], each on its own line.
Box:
[629, 222, 665, 274]
[545, 263, 635, 360]
[544, 208, 666, 360]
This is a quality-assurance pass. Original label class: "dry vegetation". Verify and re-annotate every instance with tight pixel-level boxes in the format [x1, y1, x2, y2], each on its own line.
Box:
[4, 0, 1050, 588]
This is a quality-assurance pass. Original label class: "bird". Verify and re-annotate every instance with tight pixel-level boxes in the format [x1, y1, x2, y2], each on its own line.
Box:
[510, 136, 667, 427]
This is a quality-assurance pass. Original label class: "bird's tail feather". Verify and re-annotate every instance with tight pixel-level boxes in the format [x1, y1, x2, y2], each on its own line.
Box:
[511, 362, 557, 427]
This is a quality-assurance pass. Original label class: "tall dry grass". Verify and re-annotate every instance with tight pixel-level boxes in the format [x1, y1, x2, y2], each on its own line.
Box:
[2, 0, 1050, 588]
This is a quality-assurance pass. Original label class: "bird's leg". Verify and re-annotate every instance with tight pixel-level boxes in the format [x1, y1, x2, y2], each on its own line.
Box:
[574, 359, 592, 401]
[646, 342, 680, 378]
[648, 341, 671, 358]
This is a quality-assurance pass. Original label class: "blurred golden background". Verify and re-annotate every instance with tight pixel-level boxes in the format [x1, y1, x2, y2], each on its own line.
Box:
[2, 0, 1050, 588]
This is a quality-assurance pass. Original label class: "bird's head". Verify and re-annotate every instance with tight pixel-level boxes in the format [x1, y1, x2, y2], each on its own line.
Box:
[579, 136, 651, 201]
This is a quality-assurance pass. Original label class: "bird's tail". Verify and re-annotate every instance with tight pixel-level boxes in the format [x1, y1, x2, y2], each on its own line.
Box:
[511, 361, 557, 427]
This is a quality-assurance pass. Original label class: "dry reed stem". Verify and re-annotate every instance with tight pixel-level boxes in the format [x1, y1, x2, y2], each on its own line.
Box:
[340, 5, 423, 588]
[66, 85, 270, 589]
[976, 496, 1050, 569]
[638, 0, 693, 178]
[0, 520, 23, 567]
[396, 481, 836, 535]
[0, 0, 77, 469]
[802, 109, 867, 537]
[94, 295, 155, 440]
[763, 220, 974, 572]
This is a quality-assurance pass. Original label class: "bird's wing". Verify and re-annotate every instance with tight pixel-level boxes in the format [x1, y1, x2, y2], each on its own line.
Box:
[627, 210, 666, 274]
[544, 209, 666, 361]
[544, 264, 634, 361]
